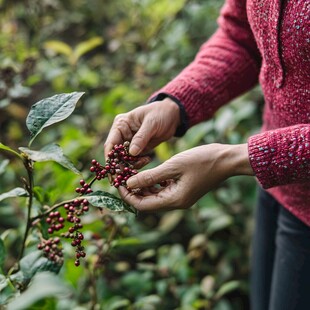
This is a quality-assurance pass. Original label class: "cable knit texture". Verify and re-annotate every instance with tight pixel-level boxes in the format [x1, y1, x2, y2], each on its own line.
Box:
[151, 0, 310, 226]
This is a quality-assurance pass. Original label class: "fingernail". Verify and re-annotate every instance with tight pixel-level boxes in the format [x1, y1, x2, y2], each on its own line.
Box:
[127, 176, 137, 188]
[129, 144, 140, 156]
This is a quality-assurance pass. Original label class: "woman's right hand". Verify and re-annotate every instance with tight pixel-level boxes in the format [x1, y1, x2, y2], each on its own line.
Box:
[104, 97, 181, 159]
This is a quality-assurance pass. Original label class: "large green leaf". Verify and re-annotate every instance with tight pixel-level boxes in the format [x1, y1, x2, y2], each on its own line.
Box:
[84, 191, 135, 213]
[9, 251, 62, 287]
[26, 92, 84, 145]
[19, 144, 80, 175]
[7, 272, 71, 310]
[0, 187, 28, 202]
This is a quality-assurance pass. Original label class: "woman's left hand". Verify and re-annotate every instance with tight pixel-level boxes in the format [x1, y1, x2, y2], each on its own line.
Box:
[118, 143, 254, 211]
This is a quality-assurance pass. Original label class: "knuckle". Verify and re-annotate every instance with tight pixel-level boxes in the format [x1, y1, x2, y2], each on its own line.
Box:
[142, 172, 156, 186]
[113, 113, 127, 126]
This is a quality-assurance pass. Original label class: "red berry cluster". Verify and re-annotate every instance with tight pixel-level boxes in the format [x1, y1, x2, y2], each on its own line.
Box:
[60, 198, 89, 266]
[39, 141, 139, 267]
[46, 211, 65, 234]
[37, 237, 63, 265]
[90, 141, 138, 188]
[75, 179, 93, 195]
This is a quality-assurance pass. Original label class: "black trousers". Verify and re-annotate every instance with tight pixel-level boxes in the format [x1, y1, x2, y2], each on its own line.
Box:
[250, 188, 310, 310]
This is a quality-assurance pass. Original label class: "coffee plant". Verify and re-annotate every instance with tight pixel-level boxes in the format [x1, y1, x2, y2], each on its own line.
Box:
[0, 92, 139, 307]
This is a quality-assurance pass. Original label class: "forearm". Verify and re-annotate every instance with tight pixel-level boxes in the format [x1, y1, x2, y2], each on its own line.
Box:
[150, 0, 261, 128]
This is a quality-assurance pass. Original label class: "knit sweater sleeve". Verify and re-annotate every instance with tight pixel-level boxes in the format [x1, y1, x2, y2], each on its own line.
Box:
[150, 0, 261, 128]
[248, 125, 310, 188]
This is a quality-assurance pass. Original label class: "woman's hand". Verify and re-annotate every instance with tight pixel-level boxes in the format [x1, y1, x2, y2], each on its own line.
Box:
[104, 97, 181, 159]
[118, 143, 254, 211]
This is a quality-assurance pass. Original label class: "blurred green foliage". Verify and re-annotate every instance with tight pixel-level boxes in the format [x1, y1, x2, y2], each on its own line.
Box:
[0, 0, 263, 309]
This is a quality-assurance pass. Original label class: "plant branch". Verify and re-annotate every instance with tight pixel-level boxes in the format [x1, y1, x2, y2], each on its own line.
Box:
[31, 176, 97, 222]
[18, 158, 34, 262]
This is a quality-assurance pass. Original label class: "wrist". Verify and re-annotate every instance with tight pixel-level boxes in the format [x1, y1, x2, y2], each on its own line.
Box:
[221, 143, 254, 177]
[155, 97, 181, 131]
[148, 93, 188, 136]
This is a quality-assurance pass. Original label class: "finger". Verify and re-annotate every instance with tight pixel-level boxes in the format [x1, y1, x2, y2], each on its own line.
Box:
[126, 162, 177, 189]
[129, 119, 156, 156]
[132, 156, 152, 169]
[104, 116, 134, 159]
[118, 185, 175, 211]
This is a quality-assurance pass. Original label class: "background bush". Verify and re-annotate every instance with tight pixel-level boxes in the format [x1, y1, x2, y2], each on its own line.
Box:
[0, 0, 263, 309]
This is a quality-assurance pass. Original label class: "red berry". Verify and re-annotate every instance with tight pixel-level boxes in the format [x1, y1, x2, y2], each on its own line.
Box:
[78, 233, 84, 240]
[75, 260, 80, 267]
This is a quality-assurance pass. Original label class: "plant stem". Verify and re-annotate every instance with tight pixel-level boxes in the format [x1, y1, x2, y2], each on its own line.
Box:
[18, 158, 34, 262]
[30, 199, 75, 221]
[30, 176, 97, 221]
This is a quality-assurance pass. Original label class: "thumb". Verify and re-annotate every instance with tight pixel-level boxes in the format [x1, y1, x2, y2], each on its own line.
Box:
[129, 121, 154, 156]
[127, 163, 175, 189]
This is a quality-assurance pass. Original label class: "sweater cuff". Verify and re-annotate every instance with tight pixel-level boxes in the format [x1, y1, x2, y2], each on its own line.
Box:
[248, 132, 279, 189]
[148, 93, 189, 137]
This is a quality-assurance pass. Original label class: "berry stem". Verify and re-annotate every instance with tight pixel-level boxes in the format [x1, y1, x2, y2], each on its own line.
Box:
[31, 198, 79, 221]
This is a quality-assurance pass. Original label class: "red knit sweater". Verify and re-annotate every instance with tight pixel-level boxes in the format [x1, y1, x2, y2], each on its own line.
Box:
[152, 0, 310, 226]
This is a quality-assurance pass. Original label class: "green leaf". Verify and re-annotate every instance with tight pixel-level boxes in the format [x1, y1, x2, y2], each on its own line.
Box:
[0, 159, 9, 175]
[7, 272, 71, 310]
[19, 144, 80, 175]
[43, 40, 72, 57]
[0, 143, 22, 159]
[0, 238, 5, 268]
[9, 251, 62, 287]
[0, 275, 16, 305]
[0, 187, 28, 202]
[215, 280, 241, 300]
[207, 214, 233, 235]
[83, 190, 134, 212]
[26, 92, 84, 146]
[73, 37, 104, 64]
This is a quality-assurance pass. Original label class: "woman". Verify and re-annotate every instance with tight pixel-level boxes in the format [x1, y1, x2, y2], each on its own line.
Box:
[104, 0, 310, 309]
